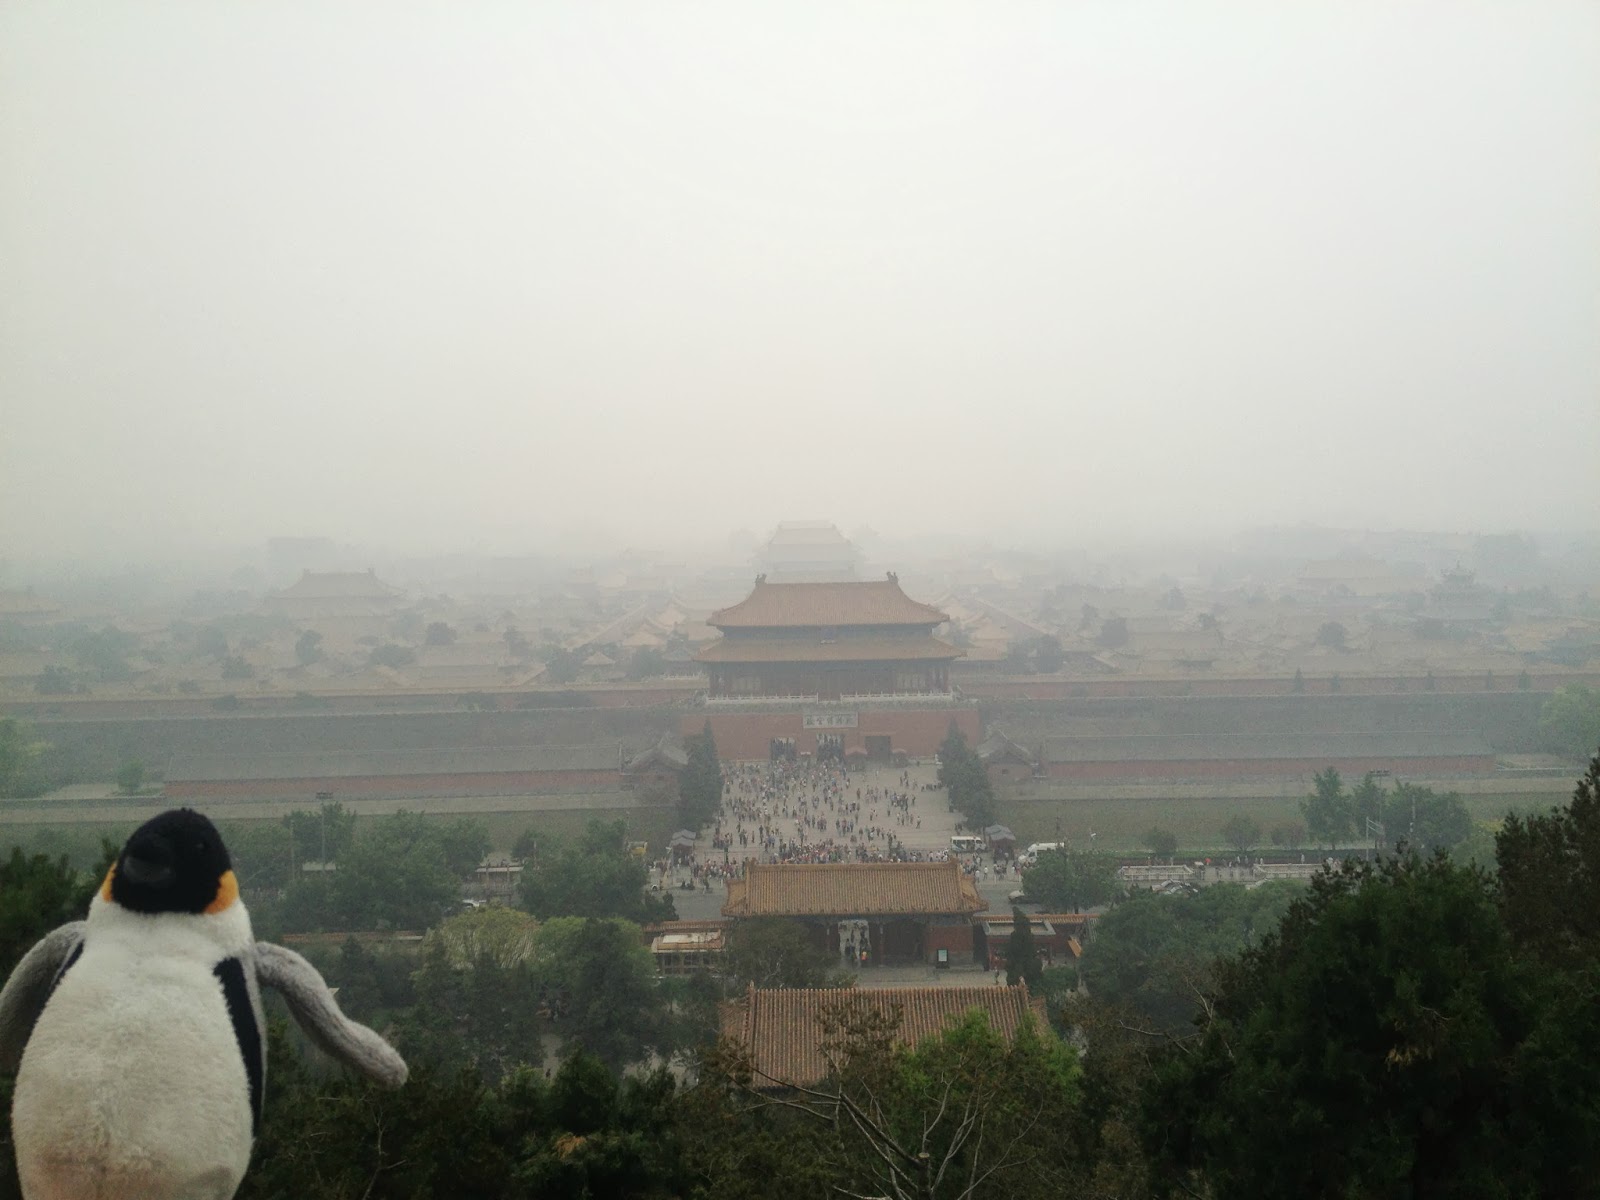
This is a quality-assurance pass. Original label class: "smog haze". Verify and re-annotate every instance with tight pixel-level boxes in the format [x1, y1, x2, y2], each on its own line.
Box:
[3, 1, 1596, 563]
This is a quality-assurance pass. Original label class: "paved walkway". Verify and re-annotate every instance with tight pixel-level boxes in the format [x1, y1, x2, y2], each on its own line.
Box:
[664, 760, 1027, 925]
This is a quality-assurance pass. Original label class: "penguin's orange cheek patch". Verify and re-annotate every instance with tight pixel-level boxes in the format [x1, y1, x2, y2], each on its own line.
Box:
[100, 864, 116, 901]
[205, 870, 239, 914]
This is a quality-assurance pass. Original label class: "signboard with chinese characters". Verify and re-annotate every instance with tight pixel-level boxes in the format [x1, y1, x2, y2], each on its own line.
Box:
[803, 711, 858, 729]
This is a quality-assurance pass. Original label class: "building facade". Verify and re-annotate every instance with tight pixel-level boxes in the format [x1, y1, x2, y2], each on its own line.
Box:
[697, 574, 961, 701]
[722, 860, 988, 966]
[690, 574, 977, 760]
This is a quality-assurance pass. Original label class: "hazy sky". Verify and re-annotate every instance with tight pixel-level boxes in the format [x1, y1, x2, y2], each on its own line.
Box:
[3, 1, 1597, 562]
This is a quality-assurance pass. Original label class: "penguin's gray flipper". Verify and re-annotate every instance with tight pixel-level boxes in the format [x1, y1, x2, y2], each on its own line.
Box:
[0, 922, 87, 1073]
[253, 941, 408, 1088]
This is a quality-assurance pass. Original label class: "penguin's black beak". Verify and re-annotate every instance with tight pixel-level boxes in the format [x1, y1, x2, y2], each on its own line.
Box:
[121, 833, 176, 888]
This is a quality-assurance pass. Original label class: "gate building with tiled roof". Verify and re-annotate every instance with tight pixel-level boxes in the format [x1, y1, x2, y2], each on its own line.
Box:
[722, 860, 987, 966]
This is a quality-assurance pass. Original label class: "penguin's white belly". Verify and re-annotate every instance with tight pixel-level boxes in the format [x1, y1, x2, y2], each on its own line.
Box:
[12, 947, 254, 1200]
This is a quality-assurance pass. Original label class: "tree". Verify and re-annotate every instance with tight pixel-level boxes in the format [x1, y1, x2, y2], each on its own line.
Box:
[284, 801, 357, 865]
[1268, 822, 1306, 850]
[70, 626, 138, 682]
[1383, 783, 1471, 854]
[1496, 752, 1600, 969]
[724, 917, 845, 988]
[1079, 882, 1302, 1035]
[195, 625, 230, 659]
[115, 759, 146, 795]
[1301, 767, 1352, 849]
[425, 621, 457, 646]
[678, 722, 723, 831]
[293, 629, 323, 666]
[368, 642, 416, 669]
[704, 999, 1080, 1200]
[1219, 815, 1260, 856]
[1350, 771, 1386, 834]
[520, 818, 673, 923]
[220, 654, 255, 680]
[400, 911, 544, 1082]
[539, 643, 583, 680]
[0, 848, 92, 978]
[278, 811, 486, 933]
[1315, 621, 1348, 649]
[1142, 856, 1600, 1198]
[1005, 906, 1044, 990]
[1022, 850, 1120, 913]
[34, 665, 78, 695]
[535, 917, 667, 1071]
[1096, 617, 1128, 648]
[937, 725, 996, 831]
[1033, 636, 1064, 674]
[0, 717, 47, 798]
[1538, 686, 1600, 757]
[218, 819, 295, 892]
[1141, 827, 1178, 861]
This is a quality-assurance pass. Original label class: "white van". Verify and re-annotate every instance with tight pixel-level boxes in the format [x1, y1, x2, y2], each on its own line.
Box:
[950, 835, 986, 854]
[1020, 842, 1065, 865]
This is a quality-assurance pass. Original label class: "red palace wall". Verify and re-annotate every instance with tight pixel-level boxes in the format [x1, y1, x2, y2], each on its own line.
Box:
[166, 768, 624, 800]
[962, 670, 1600, 701]
[924, 922, 976, 965]
[683, 707, 981, 762]
[1043, 754, 1496, 783]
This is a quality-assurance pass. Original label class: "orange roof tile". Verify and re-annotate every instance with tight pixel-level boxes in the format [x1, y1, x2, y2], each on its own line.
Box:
[723, 860, 987, 917]
[710, 576, 949, 630]
[695, 636, 962, 664]
[721, 984, 1048, 1088]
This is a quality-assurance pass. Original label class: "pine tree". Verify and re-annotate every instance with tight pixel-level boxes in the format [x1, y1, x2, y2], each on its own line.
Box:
[679, 721, 722, 830]
[1005, 905, 1043, 989]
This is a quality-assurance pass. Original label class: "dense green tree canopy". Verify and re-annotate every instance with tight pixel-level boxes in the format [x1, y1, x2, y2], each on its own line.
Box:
[1538, 686, 1600, 757]
[937, 725, 996, 831]
[519, 819, 673, 923]
[1141, 827, 1178, 860]
[1301, 767, 1352, 848]
[535, 917, 666, 1071]
[1496, 752, 1600, 969]
[1144, 856, 1600, 1198]
[0, 848, 90, 977]
[1218, 815, 1260, 855]
[278, 812, 487, 932]
[1021, 849, 1120, 913]
[0, 718, 47, 799]
[1079, 882, 1301, 1035]
[723, 917, 843, 989]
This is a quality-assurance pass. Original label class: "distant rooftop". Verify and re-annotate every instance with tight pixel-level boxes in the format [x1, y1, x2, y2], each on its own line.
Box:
[721, 984, 1045, 1088]
[271, 569, 404, 600]
[709, 575, 949, 630]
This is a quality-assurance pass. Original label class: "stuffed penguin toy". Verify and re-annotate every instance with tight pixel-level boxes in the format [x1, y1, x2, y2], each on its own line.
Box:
[0, 808, 408, 1200]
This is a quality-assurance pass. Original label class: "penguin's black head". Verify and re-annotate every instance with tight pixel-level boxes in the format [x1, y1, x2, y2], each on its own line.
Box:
[106, 808, 237, 916]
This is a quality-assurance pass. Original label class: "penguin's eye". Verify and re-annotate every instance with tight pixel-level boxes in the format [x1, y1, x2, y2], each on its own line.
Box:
[196, 839, 209, 853]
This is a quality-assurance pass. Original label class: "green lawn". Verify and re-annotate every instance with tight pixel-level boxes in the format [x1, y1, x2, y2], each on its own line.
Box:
[993, 787, 1570, 858]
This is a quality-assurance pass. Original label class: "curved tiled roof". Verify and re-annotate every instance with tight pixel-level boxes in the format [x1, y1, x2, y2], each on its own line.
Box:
[709, 576, 948, 629]
[721, 983, 1047, 1088]
[723, 860, 986, 917]
[695, 635, 961, 664]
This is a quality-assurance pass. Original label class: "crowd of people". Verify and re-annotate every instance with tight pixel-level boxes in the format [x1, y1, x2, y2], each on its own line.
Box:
[655, 759, 1024, 894]
[711, 759, 947, 866]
